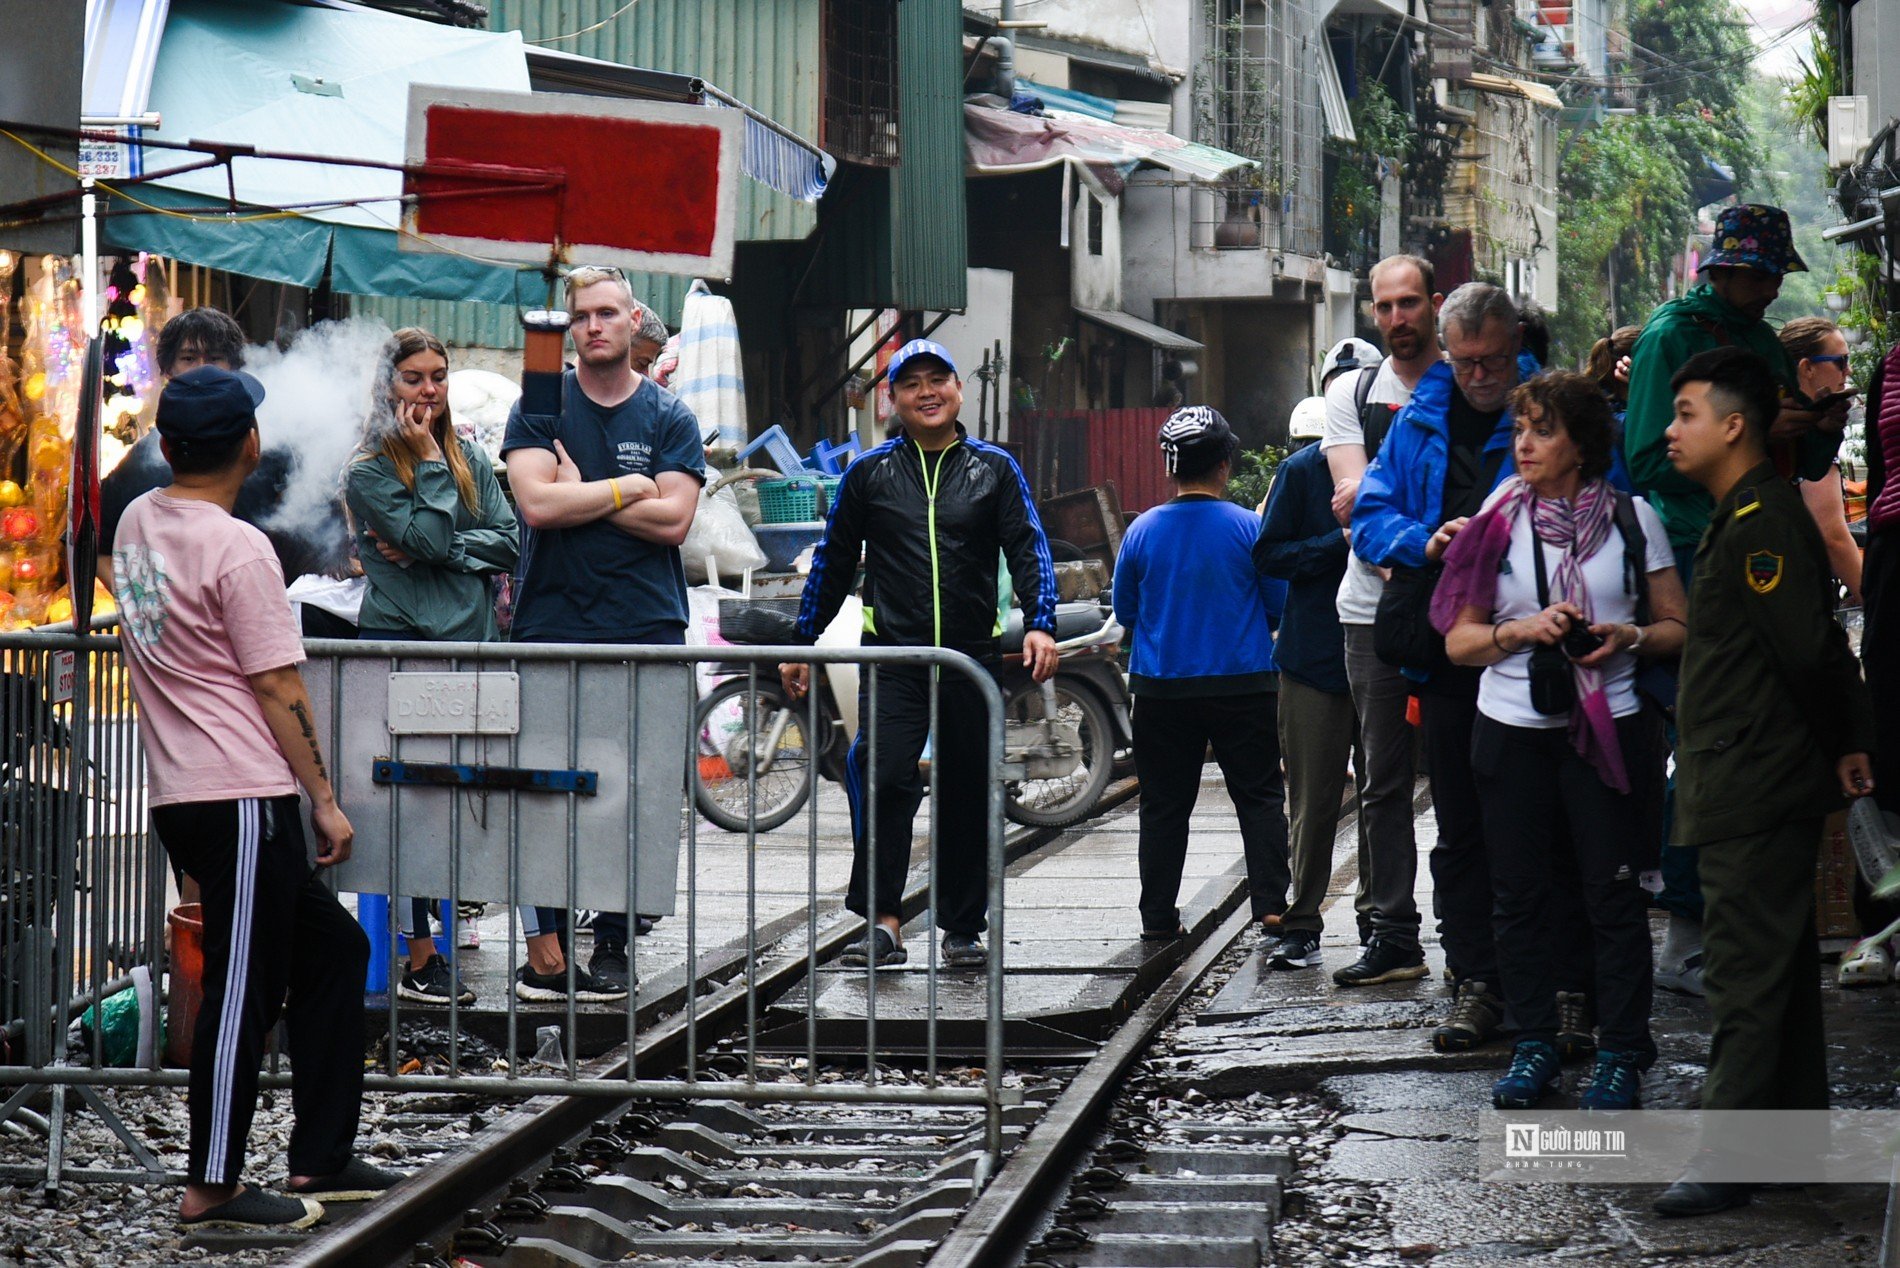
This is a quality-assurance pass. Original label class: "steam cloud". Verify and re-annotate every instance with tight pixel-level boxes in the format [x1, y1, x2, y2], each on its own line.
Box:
[243, 317, 391, 554]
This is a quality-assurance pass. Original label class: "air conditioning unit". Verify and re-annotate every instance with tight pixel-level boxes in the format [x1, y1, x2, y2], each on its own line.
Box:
[1829, 96, 1870, 170]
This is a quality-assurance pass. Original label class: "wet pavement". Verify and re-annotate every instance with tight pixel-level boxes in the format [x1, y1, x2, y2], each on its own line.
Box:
[1154, 772, 1898, 1264]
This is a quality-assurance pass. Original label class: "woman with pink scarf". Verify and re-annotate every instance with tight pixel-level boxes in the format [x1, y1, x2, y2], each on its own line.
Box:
[1433, 371, 1686, 1113]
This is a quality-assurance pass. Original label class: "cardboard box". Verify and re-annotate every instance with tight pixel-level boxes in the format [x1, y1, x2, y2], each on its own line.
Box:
[1816, 809, 1861, 940]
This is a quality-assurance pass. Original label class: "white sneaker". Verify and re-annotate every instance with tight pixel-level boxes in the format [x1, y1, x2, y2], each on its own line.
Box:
[1656, 913, 1706, 996]
[1838, 939, 1894, 988]
[456, 917, 481, 950]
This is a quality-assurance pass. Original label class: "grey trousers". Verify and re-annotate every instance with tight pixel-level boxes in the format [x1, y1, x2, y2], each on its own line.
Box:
[1278, 675, 1368, 935]
[1341, 624, 1422, 949]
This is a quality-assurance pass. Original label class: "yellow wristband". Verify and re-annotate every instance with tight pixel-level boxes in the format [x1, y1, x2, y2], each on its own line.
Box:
[609, 478, 624, 511]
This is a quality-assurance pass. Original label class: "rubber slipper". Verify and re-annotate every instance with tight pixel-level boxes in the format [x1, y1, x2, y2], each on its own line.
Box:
[1140, 925, 1187, 942]
[283, 1157, 403, 1202]
[841, 925, 907, 968]
[179, 1187, 323, 1230]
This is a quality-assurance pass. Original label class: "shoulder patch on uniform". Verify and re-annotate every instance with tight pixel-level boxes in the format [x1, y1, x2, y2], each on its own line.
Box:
[1733, 491, 1762, 520]
[1745, 549, 1783, 594]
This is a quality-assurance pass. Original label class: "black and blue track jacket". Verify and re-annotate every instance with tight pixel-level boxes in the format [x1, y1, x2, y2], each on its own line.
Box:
[794, 424, 1057, 657]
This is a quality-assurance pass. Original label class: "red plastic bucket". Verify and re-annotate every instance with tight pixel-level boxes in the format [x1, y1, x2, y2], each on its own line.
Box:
[164, 903, 203, 1068]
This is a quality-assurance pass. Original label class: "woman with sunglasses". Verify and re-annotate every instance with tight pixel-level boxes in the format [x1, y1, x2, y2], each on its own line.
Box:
[1781, 317, 1860, 605]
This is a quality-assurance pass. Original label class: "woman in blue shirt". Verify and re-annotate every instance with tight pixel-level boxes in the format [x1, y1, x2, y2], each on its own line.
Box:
[1113, 408, 1290, 940]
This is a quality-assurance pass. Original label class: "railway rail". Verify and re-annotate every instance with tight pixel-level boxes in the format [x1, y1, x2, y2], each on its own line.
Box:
[276, 773, 1287, 1267]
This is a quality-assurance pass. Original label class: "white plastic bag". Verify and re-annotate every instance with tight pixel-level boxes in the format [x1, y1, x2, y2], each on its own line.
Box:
[682, 482, 767, 584]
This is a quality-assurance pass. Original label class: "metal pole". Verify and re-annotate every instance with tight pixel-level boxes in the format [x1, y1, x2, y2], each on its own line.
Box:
[80, 180, 99, 337]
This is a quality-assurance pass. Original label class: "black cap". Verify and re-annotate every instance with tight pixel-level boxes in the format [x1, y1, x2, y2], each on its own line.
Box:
[156, 366, 266, 445]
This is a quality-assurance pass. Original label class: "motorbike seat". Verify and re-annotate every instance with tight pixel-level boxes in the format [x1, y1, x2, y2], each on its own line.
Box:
[719, 606, 800, 646]
[1001, 601, 1109, 653]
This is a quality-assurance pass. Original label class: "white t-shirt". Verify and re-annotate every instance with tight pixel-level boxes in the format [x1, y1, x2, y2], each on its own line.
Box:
[1475, 491, 1675, 729]
[1320, 360, 1413, 625]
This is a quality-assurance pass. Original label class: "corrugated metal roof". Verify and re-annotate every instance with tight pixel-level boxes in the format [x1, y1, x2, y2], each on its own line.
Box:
[892, 0, 966, 310]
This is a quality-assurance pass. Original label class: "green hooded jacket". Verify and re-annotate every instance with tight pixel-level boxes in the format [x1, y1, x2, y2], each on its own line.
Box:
[1622, 282, 1838, 552]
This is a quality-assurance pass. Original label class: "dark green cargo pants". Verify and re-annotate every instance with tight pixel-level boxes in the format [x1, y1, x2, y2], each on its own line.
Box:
[1697, 816, 1828, 1111]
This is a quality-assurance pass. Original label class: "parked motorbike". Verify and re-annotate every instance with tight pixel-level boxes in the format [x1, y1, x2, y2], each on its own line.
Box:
[692, 599, 1131, 832]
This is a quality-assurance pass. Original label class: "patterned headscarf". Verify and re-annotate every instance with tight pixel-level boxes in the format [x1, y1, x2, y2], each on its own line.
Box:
[1430, 475, 1629, 792]
[1158, 406, 1236, 476]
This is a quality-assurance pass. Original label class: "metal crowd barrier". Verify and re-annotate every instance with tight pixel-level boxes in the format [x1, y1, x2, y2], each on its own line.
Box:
[0, 628, 1014, 1186]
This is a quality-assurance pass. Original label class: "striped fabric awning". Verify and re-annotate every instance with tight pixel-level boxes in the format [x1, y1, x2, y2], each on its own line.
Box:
[705, 90, 836, 204]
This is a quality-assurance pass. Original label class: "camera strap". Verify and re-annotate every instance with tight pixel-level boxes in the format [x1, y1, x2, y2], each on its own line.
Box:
[1532, 518, 1553, 609]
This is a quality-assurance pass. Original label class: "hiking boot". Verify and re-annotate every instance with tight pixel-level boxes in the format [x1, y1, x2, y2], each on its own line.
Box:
[396, 955, 476, 1007]
[841, 926, 907, 969]
[590, 941, 632, 991]
[1577, 1049, 1645, 1111]
[1492, 1039, 1561, 1109]
[514, 963, 629, 1003]
[283, 1158, 404, 1203]
[1331, 936, 1428, 987]
[1654, 1178, 1752, 1218]
[1271, 930, 1322, 970]
[179, 1187, 324, 1230]
[1555, 991, 1596, 1062]
[1433, 980, 1503, 1052]
[943, 933, 987, 968]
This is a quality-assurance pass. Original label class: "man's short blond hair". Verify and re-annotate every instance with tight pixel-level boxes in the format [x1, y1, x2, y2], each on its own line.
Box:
[565, 265, 634, 312]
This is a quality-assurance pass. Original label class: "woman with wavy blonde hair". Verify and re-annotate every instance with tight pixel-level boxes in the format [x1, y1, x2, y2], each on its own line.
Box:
[344, 327, 518, 1004]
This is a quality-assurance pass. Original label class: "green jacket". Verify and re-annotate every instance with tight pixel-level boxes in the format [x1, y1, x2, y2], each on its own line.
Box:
[344, 438, 518, 641]
[1623, 283, 1836, 552]
[1674, 460, 1875, 845]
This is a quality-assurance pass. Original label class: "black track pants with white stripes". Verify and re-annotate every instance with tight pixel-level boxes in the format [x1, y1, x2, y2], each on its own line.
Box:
[152, 795, 370, 1186]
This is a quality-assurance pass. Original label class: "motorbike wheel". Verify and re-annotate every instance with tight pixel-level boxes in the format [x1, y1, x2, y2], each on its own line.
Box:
[693, 677, 815, 833]
[1002, 679, 1116, 829]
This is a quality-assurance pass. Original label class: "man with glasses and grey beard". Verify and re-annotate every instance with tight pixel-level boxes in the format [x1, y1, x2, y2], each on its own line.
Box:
[500, 266, 704, 1002]
[1351, 283, 1523, 1053]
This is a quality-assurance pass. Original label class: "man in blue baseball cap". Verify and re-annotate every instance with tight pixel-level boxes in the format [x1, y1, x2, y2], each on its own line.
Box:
[114, 365, 395, 1229]
[783, 338, 1058, 971]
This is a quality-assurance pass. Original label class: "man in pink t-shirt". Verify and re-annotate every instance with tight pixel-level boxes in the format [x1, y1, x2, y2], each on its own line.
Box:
[115, 366, 390, 1230]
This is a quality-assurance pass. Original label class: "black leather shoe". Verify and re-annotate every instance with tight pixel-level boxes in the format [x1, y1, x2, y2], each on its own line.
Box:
[1653, 1179, 1752, 1217]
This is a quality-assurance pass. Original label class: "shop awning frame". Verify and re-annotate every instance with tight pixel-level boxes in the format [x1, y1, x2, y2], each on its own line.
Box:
[1077, 307, 1204, 352]
[1466, 72, 1565, 111]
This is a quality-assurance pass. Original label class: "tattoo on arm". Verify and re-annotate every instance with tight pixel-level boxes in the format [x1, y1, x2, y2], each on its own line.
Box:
[287, 699, 331, 785]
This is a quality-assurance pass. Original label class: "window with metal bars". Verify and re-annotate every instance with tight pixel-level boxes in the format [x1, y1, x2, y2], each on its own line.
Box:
[823, 0, 901, 167]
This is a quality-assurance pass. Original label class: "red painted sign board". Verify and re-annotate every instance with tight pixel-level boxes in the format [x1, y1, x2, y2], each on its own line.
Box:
[401, 86, 741, 277]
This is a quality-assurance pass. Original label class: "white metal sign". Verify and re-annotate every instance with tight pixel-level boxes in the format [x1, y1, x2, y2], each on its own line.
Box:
[50, 651, 75, 704]
[386, 671, 520, 735]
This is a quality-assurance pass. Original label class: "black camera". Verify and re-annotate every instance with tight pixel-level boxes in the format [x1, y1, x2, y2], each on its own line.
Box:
[1561, 624, 1606, 660]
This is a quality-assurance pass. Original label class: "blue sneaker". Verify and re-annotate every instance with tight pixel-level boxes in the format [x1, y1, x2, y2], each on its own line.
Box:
[1492, 1039, 1560, 1109]
[1577, 1049, 1644, 1111]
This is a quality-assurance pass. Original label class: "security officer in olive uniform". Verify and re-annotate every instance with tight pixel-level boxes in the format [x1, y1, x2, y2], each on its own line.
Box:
[1655, 347, 1876, 1218]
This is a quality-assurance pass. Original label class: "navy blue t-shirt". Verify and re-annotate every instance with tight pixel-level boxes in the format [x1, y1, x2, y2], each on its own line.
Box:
[501, 371, 705, 643]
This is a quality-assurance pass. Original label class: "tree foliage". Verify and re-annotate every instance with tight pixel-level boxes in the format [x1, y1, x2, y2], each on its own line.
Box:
[1552, 0, 1766, 366]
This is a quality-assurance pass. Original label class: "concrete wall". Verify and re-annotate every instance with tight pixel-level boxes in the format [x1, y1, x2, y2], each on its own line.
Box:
[1852, 1, 1900, 141]
[1157, 299, 1315, 451]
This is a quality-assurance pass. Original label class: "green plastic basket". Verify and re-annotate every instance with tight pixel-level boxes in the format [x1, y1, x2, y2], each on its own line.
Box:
[755, 476, 840, 525]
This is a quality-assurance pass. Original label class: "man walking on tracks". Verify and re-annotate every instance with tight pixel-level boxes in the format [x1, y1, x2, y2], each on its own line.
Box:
[501, 265, 705, 1001]
[1654, 348, 1875, 1217]
[784, 339, 1057, 970]
[114, 367, 394, 1230]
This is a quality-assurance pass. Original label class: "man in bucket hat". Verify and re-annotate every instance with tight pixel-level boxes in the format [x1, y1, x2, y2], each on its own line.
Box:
[1620, 203, 1852, 1001]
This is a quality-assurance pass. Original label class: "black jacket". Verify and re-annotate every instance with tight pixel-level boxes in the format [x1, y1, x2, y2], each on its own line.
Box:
[794, 425, 1057, 656]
